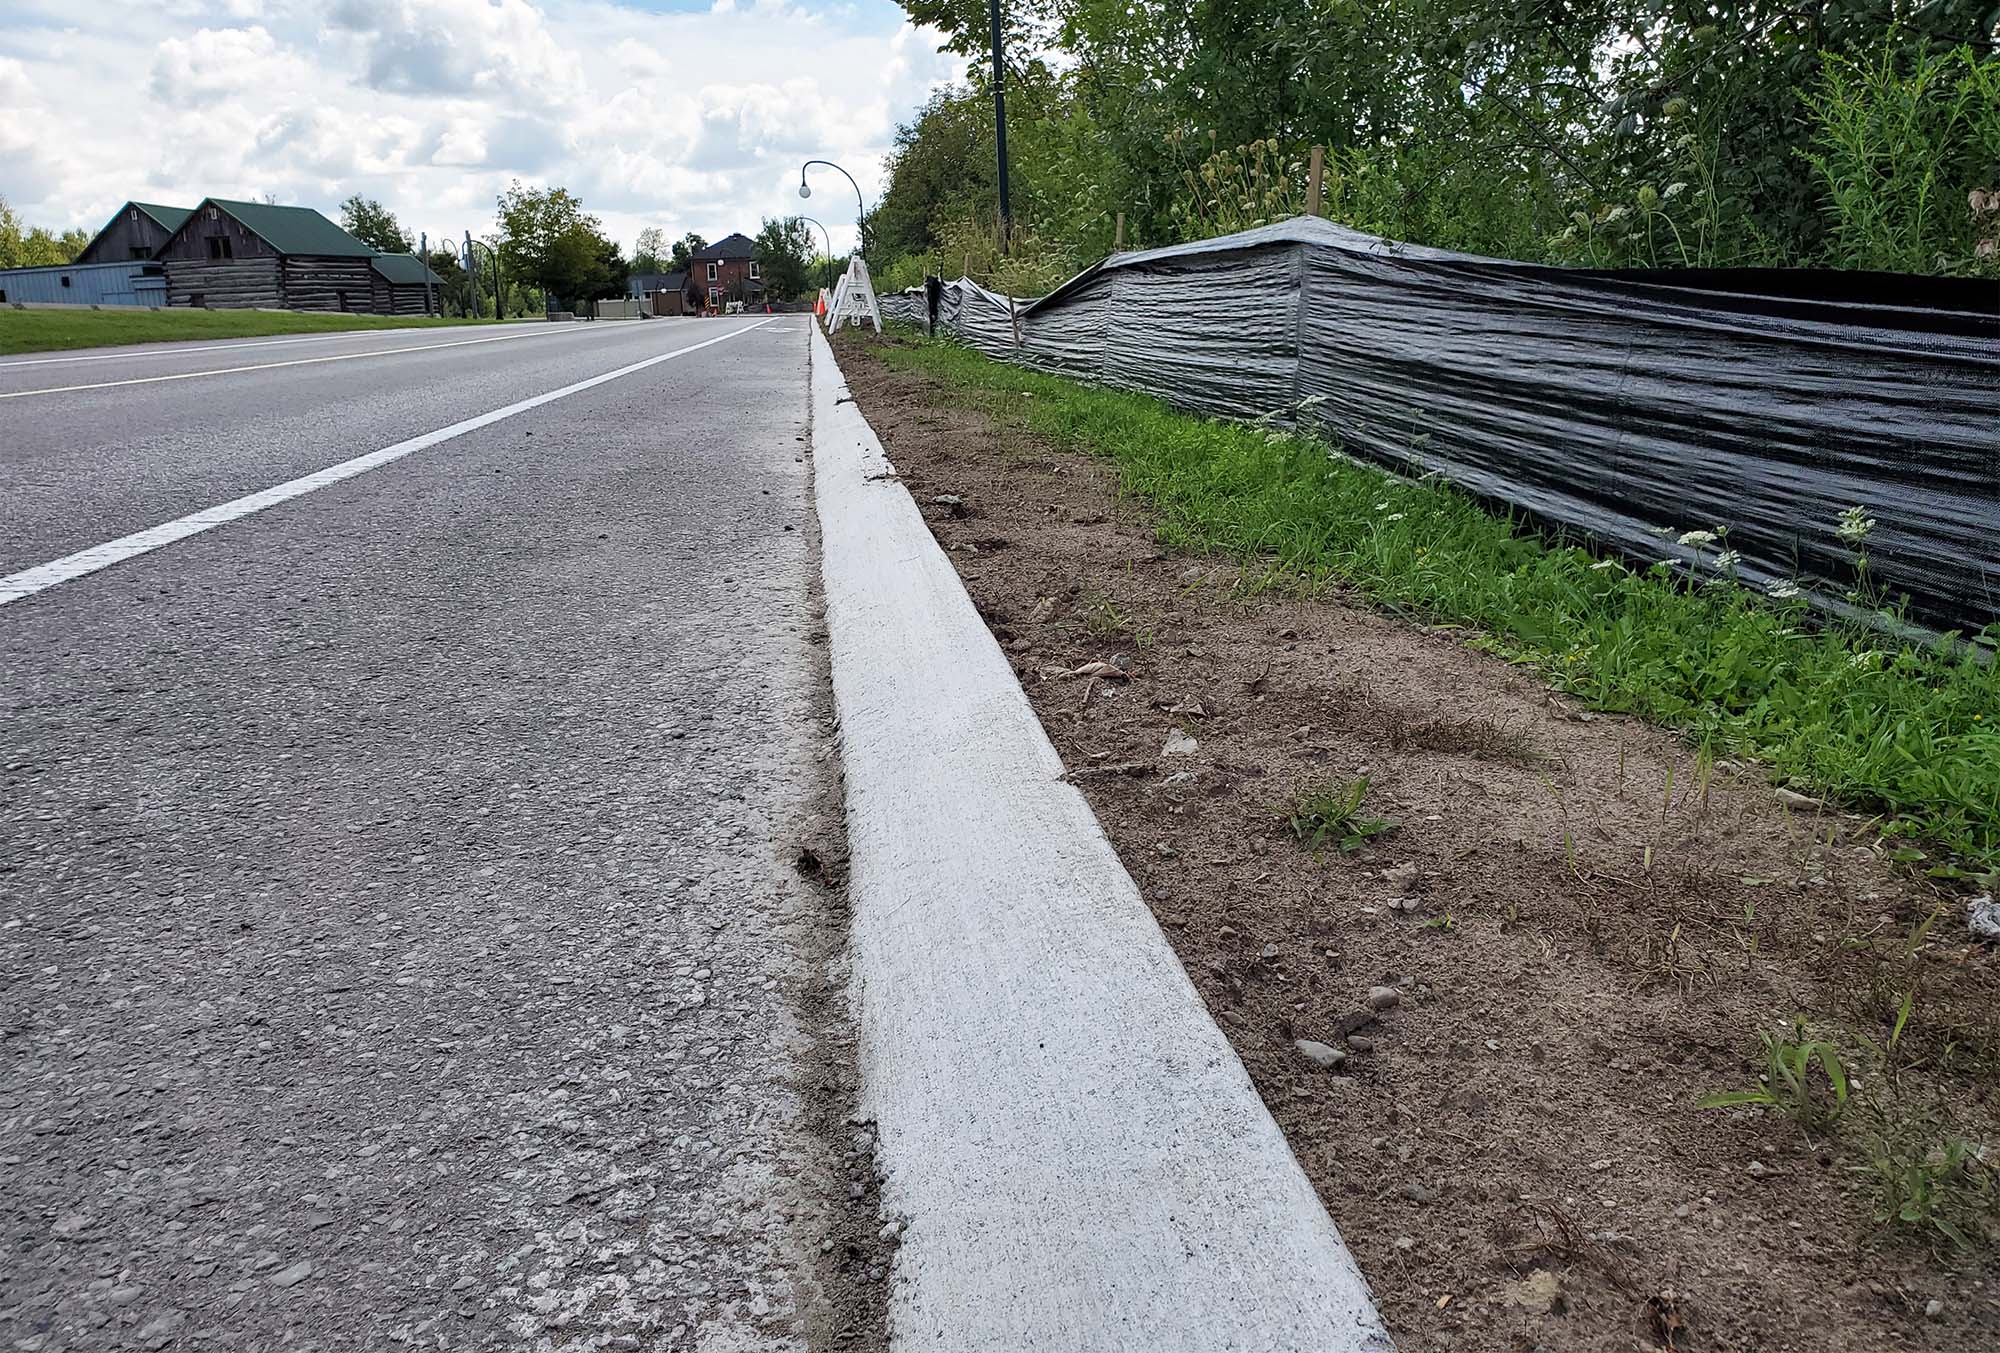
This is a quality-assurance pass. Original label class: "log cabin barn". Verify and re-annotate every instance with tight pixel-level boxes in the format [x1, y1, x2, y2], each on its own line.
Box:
[157, 198, 380, 311]
[368, 252, 446, 315]
[75, 201, 192, 263]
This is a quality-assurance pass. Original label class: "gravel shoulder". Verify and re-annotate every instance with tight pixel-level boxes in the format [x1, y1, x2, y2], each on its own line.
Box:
[831, 327, 2000, 1353]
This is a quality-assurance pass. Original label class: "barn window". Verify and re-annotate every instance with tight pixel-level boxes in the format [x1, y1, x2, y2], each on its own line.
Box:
[60, 275, 71, 287]
[128, 207, 138, 221]
[130, 247, 148, 259]
[206, 205, 217, 219]
[206, 236, 233, 259]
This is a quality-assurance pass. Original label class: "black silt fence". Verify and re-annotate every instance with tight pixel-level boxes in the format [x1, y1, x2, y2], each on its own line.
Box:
[880, 217, 1999, 635]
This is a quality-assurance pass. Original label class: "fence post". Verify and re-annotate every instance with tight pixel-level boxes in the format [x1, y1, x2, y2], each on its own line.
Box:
[1115, 212, 1126, 250]
[1307, 146, 1325, 217]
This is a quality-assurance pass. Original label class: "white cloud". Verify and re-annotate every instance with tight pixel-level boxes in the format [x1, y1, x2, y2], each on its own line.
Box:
[0, 0, 958, 254]
[148, 26, 312, 100]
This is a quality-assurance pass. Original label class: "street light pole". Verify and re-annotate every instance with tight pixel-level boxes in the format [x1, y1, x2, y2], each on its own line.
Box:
[796, 215, 836, 293]
[798, 160, 868, 264]
[989, 0, 1010, 248]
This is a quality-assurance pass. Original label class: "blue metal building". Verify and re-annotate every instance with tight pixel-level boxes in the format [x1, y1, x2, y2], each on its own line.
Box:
[0, 260, 167, 307]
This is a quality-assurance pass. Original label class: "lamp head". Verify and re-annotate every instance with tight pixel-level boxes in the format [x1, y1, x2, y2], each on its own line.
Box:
[798, 179, 811, 200]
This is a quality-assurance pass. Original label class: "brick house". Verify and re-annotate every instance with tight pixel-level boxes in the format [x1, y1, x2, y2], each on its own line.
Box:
[685, 233, 765, 311]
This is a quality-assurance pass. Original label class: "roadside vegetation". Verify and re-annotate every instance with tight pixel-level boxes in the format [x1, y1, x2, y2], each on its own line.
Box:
[875, 333, 2000, 875]
[868, 5, 2000, 290]
[835, 327, 2000, 1348]
[0, 308, 511, 356]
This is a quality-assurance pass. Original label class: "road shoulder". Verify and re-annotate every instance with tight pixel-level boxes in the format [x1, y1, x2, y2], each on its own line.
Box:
[809, 321, 1391, 1353]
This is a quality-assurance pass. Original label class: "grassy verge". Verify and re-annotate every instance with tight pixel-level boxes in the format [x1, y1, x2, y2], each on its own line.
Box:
[0, 308, 518, 355]
[875, 334, 2000, 873]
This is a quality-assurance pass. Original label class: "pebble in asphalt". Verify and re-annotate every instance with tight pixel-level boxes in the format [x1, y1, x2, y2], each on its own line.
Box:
[0, 320, 869, 1351]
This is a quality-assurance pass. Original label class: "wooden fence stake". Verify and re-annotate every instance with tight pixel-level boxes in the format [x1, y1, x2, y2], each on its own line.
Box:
[1115, 212, 1126, 249]
[1307, 145, 1325, 217]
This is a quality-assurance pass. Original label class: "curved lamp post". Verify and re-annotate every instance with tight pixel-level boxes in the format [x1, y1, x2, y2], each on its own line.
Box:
[794, 215, 836, 293]
[798, 160, 867, 262]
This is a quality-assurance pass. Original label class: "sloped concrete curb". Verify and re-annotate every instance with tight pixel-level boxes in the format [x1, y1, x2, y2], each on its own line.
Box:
[810, 323, 1392, 1353]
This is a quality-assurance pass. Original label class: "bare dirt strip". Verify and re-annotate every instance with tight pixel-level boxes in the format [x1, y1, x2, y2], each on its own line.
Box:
[830, 328, 1999, 1353]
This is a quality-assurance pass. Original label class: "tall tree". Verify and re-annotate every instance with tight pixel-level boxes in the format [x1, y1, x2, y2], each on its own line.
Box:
[495, 182, 627, 309]
[632, 226, 669, 273]
[752, 217, 815, 300]
[669, 232, 709, 270]
[339, 195, 415, 253]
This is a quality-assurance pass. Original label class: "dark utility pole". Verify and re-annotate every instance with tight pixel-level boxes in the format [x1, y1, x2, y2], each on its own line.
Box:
[989, 0, 1011, 246]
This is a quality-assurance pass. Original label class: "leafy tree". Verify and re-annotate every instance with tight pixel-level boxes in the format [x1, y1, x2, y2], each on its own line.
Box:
[751, 217, 815, 300]
[495, 182, 628, 309]
[339, 195, 414, 253]
[876, 0, 2000, 277]
[0, 196, 89, 266]
[632, 226, 669, 274]
[669, 232, 709, 270]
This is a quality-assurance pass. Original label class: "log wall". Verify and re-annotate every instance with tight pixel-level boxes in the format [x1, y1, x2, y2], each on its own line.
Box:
[284, 255, 377, 312]
[166, 257, 282, 309]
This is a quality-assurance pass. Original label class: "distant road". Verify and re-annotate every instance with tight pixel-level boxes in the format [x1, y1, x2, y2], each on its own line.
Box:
[1, 316, 850, 1350]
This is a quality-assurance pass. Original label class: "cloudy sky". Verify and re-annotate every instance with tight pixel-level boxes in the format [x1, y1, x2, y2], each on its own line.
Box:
[1, 0, 961, 256]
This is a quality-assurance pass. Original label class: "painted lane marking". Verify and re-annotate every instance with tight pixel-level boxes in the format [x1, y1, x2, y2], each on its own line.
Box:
[0, 324, 567, 369]
[0, 320, 775, 608]
[0, 321, 650, 399]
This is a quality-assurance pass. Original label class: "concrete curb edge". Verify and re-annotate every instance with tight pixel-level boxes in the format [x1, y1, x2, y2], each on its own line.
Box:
[809, 323, 1393, 1353]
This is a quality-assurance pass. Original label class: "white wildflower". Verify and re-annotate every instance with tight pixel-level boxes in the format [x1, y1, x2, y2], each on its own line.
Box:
[1590, 558, 1621, 571]
[1385, 513, 1406, 522]
[1836, 505, 1877, 545]
[1664, 182, 1688, 199]
[1712, 549, 1742, 571]
[1767, 580, 1803, 600]
[1677, 529, 1719, 548]
[1374, 501, 1391, 511]
[1850, 651, 1883, 671]
[1603, 205, 1631, 224]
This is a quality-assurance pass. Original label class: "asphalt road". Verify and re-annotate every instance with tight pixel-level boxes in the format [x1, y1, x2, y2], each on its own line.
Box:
[0, 317, 867, 1351]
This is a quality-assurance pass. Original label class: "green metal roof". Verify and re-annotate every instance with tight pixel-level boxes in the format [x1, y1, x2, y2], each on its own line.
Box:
[369, 252, 446, 285]
[207, 198, 377, 257]
[131, 202, 192, 232]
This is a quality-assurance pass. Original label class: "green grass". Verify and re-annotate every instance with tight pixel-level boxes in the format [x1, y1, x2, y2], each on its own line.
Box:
[0, 308, 516, 355]
[871, 334, 2000, 871]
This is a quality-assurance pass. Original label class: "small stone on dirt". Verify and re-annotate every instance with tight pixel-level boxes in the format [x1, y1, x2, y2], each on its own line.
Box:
[1294, 1040, 1348, 1071]
[1161, 728, 1199, 757]
[270, 1261, 314, 1288]
[1367, 986, 1401, 1011]
[1924, 1298, 1945, 1319]
[1967, 894, 1999, 941]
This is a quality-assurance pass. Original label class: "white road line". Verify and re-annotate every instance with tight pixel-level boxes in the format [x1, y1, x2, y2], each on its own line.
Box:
[0, 322, 635, 399]
[0, 320, 775, 608]
[0, 324, 555, 369]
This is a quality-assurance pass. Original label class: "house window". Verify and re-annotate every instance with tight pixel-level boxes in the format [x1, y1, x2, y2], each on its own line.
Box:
[705, 261, 718, 281]
[748, 261, 760, 280]
[60, 275, 71, 288]
[708, 286, 721, 303]
[206, 236, 233, 259]
[130, 246, 149, 259]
